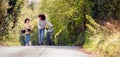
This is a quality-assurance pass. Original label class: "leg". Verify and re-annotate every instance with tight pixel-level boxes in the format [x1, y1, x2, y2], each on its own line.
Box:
[28, 34, 31, 46]
[40, 29, 45, 45]
[47, 32, 51, 45]
[25, 34, 30, 46]
[38, 29, 41, 45]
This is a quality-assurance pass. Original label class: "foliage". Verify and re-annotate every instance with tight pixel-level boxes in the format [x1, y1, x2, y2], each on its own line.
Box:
[39, 0, 120, 57]
[39, 0, 87, 45]
[84, 15, 120, 57]
[0, 0, 9, 36]
[90, 0, 120, 19]
[0, 0, 24, 46]
[0, 0, 120, 57]
[8, 0, 24, 29]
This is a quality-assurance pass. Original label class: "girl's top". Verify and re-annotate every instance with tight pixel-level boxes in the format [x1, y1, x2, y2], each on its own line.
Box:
[38, 20, 46, 29]
[38, 19, 53, 30]
[24, 23, 32, 34]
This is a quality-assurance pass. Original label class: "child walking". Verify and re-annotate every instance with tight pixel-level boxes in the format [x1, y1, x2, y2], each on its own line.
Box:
[23, 18, 32, 46]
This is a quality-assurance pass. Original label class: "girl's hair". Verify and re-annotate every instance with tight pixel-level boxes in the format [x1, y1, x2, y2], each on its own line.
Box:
[38, 14, 46, 20]
[25, 18, 30, 23]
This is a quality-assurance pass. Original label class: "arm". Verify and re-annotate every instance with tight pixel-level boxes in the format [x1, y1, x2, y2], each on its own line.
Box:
[23, 24, 26, 30]
[30, 24, 33, 33]
[46, 20, 53, 28]
[30, 24, 32, 30]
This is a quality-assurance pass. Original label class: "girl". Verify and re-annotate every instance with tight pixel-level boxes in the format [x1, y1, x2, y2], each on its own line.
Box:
[23, 18, 32, 46]
[38, 14, 53, 45]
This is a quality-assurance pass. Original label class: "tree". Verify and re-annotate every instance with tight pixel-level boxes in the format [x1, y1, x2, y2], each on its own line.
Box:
[0, 0, 9, 36]
[7, 0, 24, 29]
[0, 0, 24, 36]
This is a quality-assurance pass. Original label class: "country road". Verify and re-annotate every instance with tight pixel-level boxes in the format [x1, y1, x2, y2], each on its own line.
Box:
[0, 46, 93, 57]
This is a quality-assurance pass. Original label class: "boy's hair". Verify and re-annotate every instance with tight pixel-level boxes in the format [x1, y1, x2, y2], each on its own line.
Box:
[38, 14, 46, 20]
[25, 18, 30, 23]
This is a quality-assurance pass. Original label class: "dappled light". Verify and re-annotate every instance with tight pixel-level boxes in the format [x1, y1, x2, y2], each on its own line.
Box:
[0, 0, 120, 57]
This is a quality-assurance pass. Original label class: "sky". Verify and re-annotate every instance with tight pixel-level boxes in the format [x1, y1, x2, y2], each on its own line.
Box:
[28, 0, 39, 3]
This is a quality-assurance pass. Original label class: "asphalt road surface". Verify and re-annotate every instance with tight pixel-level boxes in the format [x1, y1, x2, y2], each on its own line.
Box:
[0, 46, 93, 57]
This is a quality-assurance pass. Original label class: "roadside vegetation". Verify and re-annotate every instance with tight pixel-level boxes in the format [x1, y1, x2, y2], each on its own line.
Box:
[0, 0, 120, 57]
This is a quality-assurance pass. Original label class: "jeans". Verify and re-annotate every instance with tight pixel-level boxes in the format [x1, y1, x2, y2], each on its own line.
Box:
[46, 30, 53, 45]
[25, 34, 30, 46]
[38, 29, 45, 45]
[46, 32, 51, 45]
